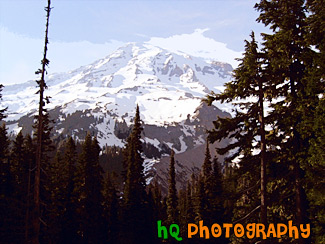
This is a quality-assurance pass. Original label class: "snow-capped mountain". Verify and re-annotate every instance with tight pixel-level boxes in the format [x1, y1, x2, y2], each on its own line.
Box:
[2, 42, 233, 187]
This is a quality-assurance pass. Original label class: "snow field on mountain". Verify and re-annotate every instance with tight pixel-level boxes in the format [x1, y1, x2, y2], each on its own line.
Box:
[3, 43, 232, 129]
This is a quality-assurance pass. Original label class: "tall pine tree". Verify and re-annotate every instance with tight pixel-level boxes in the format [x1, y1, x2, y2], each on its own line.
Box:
[167, 150, 178, 225]
[255, 2, 320, 243]
[305, 1, 325, 242]
[103, 172, 120, 244]
[122, 105, 154, 244]
[75, 133, 105, 243]
[61, 136, 79, 244]
[0, 123, 12, 242]
[206, 32, 270, 242]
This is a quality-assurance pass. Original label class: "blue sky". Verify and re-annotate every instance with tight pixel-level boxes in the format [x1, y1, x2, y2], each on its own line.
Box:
[0, 0, 268, 85]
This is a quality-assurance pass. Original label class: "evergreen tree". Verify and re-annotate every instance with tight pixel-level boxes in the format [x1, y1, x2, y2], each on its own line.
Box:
[206, 32, 270, 240]
[254, 2, 321, 243]
[103, 172, 120, 244]
[76, 133, 105, 243]
[0, 123, 13, 242]
[305, 98, 325, 243]
[11, 131, 26, 195]
[123, 105, 146, 205]
[167, 150, 178, 224]
[45, 151, 64, 243]
[186, 181, 195, 224]
[202, 152, 227, 234]
[178, 187, 187, 241]
[149, 180, 165, 222]
[201, 142, 214, 226]
[122, 105, 153, 244]
[202, 142, 212, 183]
[9, 131, 30, 242]
[194, 174, 205, 223]
[305, 2, 325, 242]
[23, 134, 35, 242]
[60, 136, 79, 244]
[211, 157, 229, 244]
[45, 137, 79, 243]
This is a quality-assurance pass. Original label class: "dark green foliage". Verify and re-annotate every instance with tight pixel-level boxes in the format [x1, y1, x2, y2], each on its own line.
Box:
[75, 133, 105, 243]
[178, 182, 195, 243]
[210, 157, 226, 222]
[103, 172, 120, 244]
[0, 130, 35, 243]
[9, 131, 30, 242]
[123, 105, 146, 206]
[0, 124, 13, 242]
[206, 32, 270, 241]
[204, 1, 323, 243]
[45, 137, 80, 243]
[194, 174, 205, 223]
[304, 3, 325, 242]
[149, 180, 165, 222]
[254, 2, 323, 244]
[167, 150, 178, 224]
[60, 137, 80, 243]
[0, 124, 10, 195]
[122, 105, 154, 244]
[23, 134, 35, 242]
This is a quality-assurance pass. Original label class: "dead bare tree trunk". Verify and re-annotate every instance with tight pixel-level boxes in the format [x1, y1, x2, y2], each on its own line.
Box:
[31, 1, 51, 243]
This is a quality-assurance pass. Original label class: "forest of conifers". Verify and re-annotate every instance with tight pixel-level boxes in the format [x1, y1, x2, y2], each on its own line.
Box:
[0, 0, 324, 243]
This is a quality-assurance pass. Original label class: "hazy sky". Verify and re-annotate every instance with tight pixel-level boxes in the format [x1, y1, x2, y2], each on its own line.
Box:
[0, 0, 268, 85]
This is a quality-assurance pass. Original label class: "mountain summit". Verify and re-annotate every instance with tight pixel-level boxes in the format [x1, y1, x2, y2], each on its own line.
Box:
[3, 42, 232, 186]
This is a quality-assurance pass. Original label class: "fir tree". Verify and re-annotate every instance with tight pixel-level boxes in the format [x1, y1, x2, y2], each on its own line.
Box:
[255, 2, 319, 243]
[206, 32, 270, 240]
[211, 157, 229, 244]
[0, 123, 12, 242]
[185, 181, 195, 224]
[149, 180, 165, 222]
[201, 142, 214, 226]
[103, 172, 120, 244]
[194, 174, 205, 223]
[23, 134, 35, 242]
[60, 136, 79, 244]
[11, 131, 26, 196]
[45, 151, 64, 243]
[44, 137, 79, 243]
[167, 150, 178, 224]
[305, 2, 325, 242]
[123, 105, 146, 205]
[202, 146, 226, 238]
[122, 105, 153, 244]
[9, 131, 29, 242]
[202, 142, 212, 182]
[76, 133, 105, 243]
